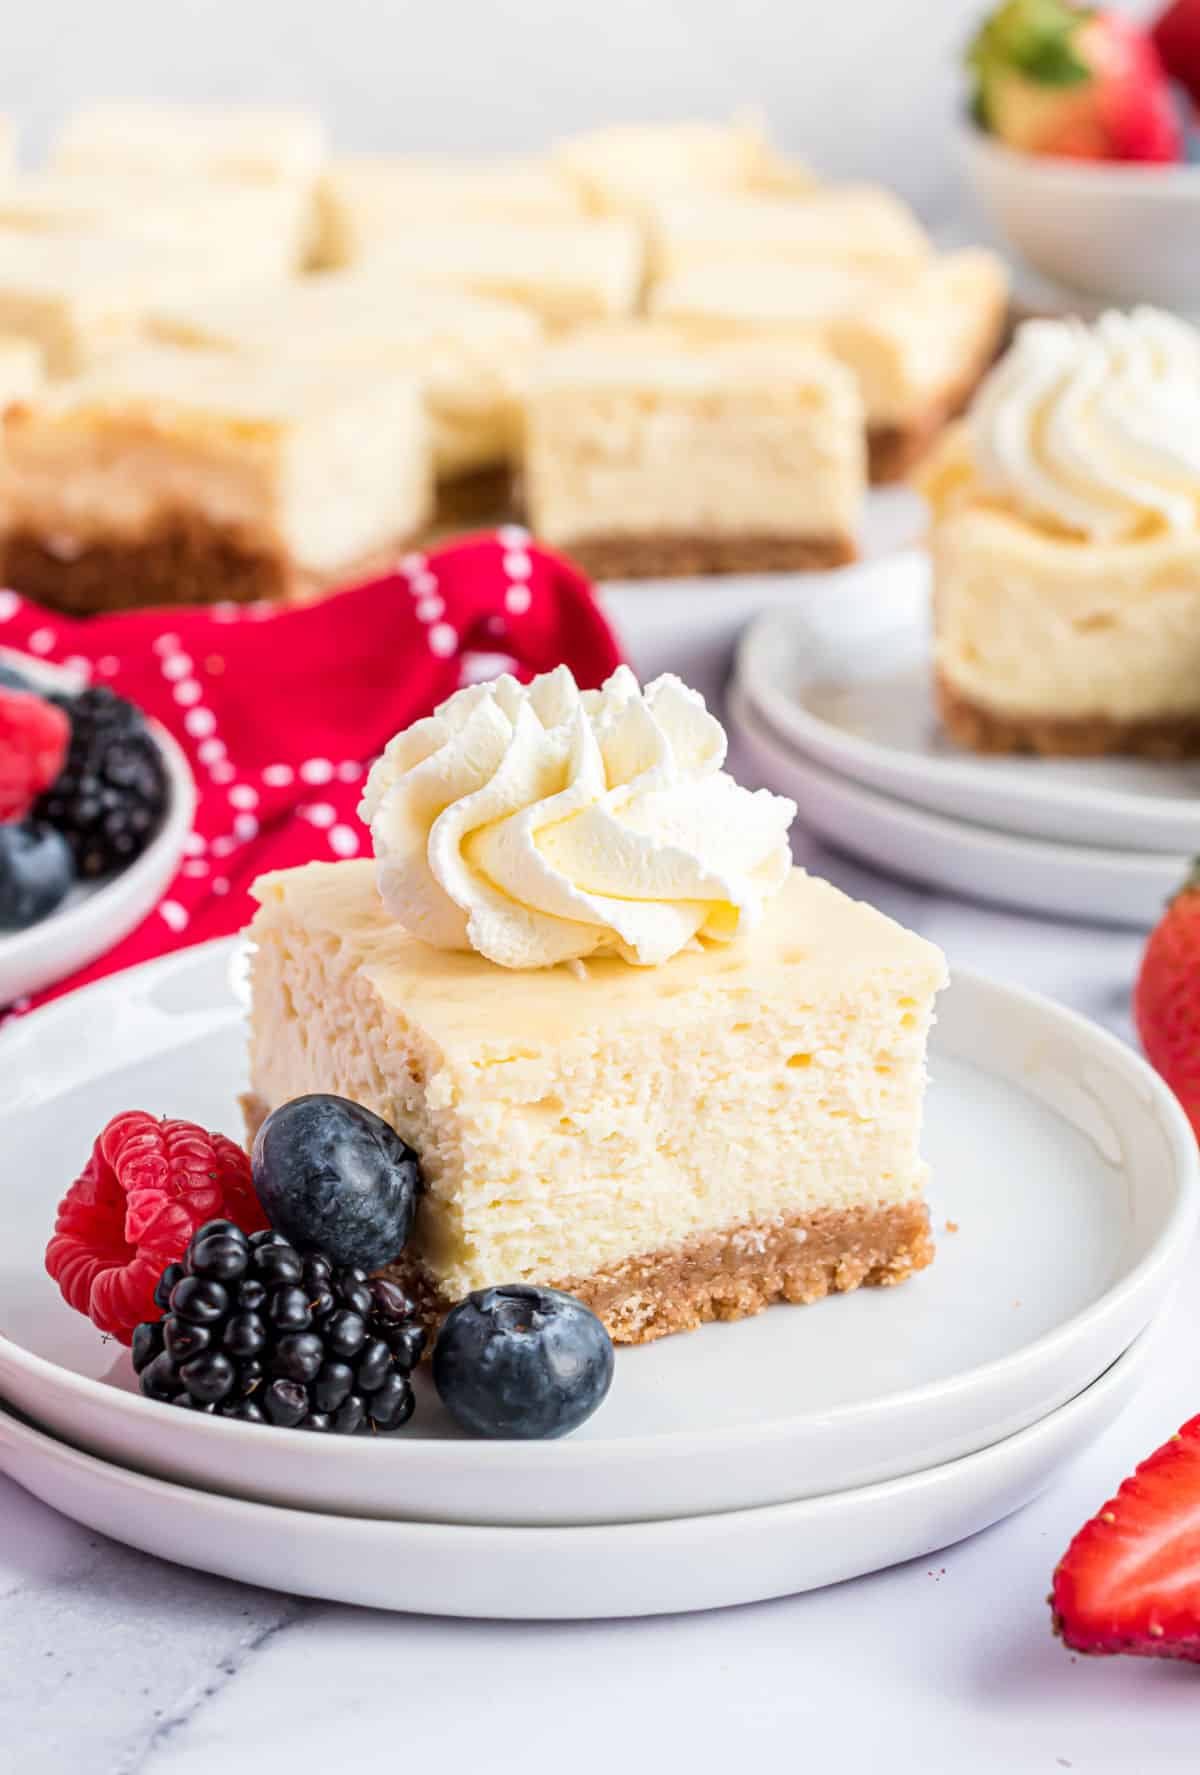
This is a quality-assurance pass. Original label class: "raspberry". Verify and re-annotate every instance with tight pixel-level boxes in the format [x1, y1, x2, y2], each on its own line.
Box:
[45, 1112, 270, 1344]
[0, 688, 69, 821]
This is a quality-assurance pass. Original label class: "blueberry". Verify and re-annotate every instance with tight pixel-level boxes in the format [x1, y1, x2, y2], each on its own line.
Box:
[180, 1351, 236, 1405]
[367, 1371, 415, 1431]
[432, 1286, 613, 1440]
[0, 822, 74, 929]
[251, 1094, 421, 1272]
[130, 1320, 164, 1374]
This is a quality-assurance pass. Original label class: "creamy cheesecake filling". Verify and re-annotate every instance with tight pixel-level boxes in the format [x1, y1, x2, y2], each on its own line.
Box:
[246, 861, 945, 1319]
[933, 508, 1200, 723]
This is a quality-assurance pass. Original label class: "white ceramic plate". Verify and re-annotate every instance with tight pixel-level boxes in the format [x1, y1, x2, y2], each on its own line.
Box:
[0, 1325, 1155, 1619]
[734, 559, 1200, 855]
[0, 649, 196, 1004]
[0, 937, 1192, 1527]
[731, 686, 1188, 931]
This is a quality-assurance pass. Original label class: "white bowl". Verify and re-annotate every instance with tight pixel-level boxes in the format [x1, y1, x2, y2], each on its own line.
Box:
[0, 650, 196, 1004]
[961, 124, 1200, 311]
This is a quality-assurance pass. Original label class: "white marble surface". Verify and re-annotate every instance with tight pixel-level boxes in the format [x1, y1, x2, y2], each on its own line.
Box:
[3, 579, 1199, 1774]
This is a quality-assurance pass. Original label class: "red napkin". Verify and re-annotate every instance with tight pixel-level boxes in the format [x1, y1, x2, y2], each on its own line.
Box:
[2, 528, 623, 1014]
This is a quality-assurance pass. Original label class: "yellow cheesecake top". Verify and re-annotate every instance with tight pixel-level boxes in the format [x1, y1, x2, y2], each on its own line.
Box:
[250, 858, 947, 1056]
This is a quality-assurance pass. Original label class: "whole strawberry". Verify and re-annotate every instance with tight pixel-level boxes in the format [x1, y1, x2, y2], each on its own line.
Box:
[1153, 0, 1200, 108]
[969, 0, 1182, 162]
[0, 686, 69, 821]
[1052, 1415, 1200, 1661]
[1134, 862, 1200, 1139]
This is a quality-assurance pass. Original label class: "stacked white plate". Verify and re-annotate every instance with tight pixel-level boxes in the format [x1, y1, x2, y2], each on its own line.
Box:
[729, 552, 1200, 928]
[0, 939, 1195, 1617]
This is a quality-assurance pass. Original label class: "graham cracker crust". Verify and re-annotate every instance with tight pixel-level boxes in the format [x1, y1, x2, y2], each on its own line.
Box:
[240, 1091, 932, 1346]
[1, 521, 419, 615]
[937, 670, 1200, 761]
[556, 531, 857, 582]
[386, 1198, 933, 1346]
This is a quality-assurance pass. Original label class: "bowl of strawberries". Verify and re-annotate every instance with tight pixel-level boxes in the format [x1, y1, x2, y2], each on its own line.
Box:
[0, 649, 195, 1006]
[963, 0, 1200, 309]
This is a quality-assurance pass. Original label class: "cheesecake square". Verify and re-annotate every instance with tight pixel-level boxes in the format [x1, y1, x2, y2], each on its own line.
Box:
[360, 219, 643, 331]
[645, 185, 932, 282]
[245, 860, 945, 1344]
[0, 173, 313, 281]
[317, 155, 583, 269]
[50, 102, 327, 188]
[0, 344, 431, 613]
[0, 232, 284, 376]
[554, 117, 814, 216]
[521, 328, 864, 577]
[150, 273, 540, 492]
[652, 249, 1009, 482]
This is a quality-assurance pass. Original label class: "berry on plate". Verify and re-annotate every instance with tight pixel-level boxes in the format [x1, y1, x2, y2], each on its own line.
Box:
[968, 0, 1182, 162]
[1134, 862, 1200, 1139]
[1152, 0, 1200, 106]
[251, 1094, 422, 1273]
[133, 1227, 426, 1430]
[1052, 1414, 1200, 1661]
[45, 1113, 269, 1344]
[0, 687, 70, 821]
[0, 821, 74, 929]
[34, 686, 168, 879]
[433, 1285, 614, 1440]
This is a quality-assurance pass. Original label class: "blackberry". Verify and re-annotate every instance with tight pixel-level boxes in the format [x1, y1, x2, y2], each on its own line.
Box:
[134, 1219, 425, 1433]
[34, 686, 168, 879]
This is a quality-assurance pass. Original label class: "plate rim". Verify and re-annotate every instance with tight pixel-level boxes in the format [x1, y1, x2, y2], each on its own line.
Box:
[735, 595, 1200, 846]
[0, 932, 1194, 1471]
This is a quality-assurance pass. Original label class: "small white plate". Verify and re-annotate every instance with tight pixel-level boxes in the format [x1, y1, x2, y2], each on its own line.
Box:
[732, 686, 1188, 930]
[0, 934, 1192, 1526]
[734, 559, 1200, 854]
[0, 1325, 1155, 1619]
[0, 649, 196, 1004]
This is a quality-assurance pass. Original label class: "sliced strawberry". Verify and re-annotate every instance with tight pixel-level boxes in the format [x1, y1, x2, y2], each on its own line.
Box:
[45, 1112, 269, 1344]
[1153, 0, 1200, 106]
[0, 688, 69, 821]
[1052, 1416, 1200, 1661]
[1134, 861, 1200, 1140]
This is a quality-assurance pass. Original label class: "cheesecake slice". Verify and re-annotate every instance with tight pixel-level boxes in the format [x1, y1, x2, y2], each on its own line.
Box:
[317, 154, 583, 268]
[246, 860, 943, 1343]
[244, 666, 945, 1345]
[652, 249, 1009, 482]
[922, 306, 1200, 758]
[0, 344, 431, 613]
[521, 329, 864, 576]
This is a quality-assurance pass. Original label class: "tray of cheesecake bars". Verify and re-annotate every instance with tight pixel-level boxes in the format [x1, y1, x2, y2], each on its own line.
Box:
[0, 661, 1195, 1618]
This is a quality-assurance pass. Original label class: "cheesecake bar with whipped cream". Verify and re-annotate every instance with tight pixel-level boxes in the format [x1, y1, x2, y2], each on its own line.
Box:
[244, 667, 946, 1344]
[923, 306, 1200, 758]
[652, 249, 1008, 482]
[522, 329, 865, 576]
[0, 344, 431, 612]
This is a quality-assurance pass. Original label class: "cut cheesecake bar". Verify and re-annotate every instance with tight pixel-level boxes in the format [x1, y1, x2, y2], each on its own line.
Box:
[521, 329, 865, 577]
[644, 185, 932, 282]
[150, 273, 540, 492]
[555, 117, 814, 216]
[317, 155, 583, 268]
[50, 102, 327, 188]
[359, 219, 644, 331]
[652, 249, 1009, 482]
[0, 345, 431, 613]
[245, 859, 946, 1344]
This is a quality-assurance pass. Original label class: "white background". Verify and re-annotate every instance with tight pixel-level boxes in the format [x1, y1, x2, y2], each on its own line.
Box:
[0, 0, 1153, 224]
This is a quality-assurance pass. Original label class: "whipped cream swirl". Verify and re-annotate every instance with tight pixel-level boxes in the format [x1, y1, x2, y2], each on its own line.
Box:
[360, 665, 796, 970]
[968, 306, 1200, 541]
